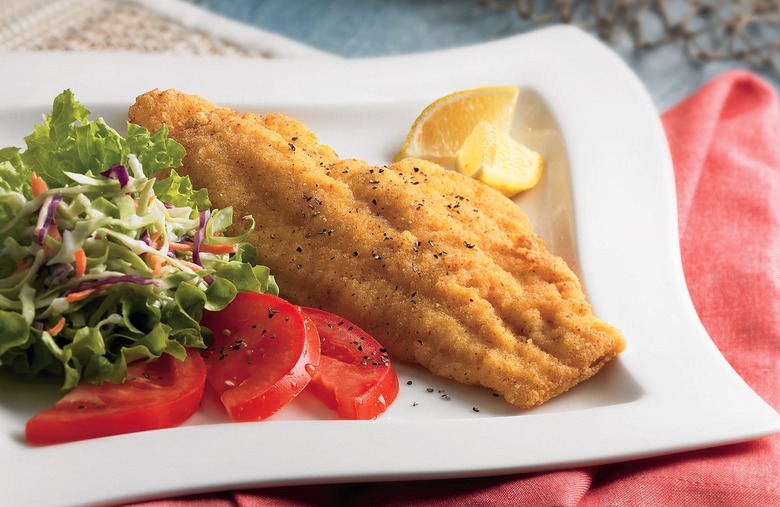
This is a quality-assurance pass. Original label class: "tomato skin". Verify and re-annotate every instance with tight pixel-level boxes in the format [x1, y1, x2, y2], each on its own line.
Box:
[301, 307, 399, 420]
[201, 292, 320, 422]
[25, 348, 206, 446]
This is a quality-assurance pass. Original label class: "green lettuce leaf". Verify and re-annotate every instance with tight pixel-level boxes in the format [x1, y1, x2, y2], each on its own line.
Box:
[153, 169, 210, 212]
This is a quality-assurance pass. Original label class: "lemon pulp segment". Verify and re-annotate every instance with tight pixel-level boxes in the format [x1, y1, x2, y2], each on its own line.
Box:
[394, 86, 519, 166]
[456, 121, 544, 197]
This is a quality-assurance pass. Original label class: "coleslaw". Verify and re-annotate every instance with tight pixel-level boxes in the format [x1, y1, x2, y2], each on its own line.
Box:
[0, 90, 277, 390]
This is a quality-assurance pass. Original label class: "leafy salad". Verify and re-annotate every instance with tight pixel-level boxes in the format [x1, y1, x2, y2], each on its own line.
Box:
[0, 90, 277, 390]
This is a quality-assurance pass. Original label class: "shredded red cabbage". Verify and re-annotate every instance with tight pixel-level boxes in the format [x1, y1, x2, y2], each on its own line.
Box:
[37, 194, 62, 244]
[100, 165, 130, 187]
[139, 229, 152, 246]
[45, 263, 74, 288]
[192, 209, 210, 266]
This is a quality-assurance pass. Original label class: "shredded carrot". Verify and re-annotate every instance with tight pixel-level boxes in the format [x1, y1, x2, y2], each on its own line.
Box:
[74, 248, 87, 277]
[149, 231, 161, 248]
[205, 243, 238, 254]
[169, 242, 238, 254]
[145, 252, 165, 276]
[13, 259, 30, 274]
[47, 317, 66, 337]
[167, 242, 192, 252]
[66, 288, 97, 303]
[43, 243, 55, 259]
[167, 257, 202, 271]
[31, 172, 48, 197]
[151, 255, 164, 275]
[47, 224, 62, 241]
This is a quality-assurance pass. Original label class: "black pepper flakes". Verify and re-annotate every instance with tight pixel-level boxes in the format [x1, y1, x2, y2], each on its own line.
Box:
[227, 339, 245, 351]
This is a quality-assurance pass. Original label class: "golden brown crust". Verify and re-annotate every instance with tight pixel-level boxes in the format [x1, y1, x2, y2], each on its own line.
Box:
[129, 89, 626, 409]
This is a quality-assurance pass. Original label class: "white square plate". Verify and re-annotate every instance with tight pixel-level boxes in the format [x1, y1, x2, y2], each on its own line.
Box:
[1, 26, 778, 507]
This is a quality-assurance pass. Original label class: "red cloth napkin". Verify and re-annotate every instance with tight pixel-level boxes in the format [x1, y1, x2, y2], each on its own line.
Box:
[130, 70, 780, 507]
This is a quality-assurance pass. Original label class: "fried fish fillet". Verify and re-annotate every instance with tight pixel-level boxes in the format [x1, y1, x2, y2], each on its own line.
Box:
[129, 89, 626, 409]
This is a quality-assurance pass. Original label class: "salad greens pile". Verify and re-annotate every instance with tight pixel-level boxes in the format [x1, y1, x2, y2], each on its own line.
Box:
[0, 90, 277, 390]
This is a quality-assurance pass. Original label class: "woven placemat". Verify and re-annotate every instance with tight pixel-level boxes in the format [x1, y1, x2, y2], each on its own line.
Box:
[0, 0, 332, 58]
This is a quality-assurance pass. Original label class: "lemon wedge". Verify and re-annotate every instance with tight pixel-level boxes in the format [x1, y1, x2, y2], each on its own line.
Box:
[455, 121, 544, 197]
[394, 86, 519, 166]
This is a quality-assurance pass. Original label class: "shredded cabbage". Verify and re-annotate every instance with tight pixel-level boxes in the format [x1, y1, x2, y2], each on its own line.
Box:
[0, 90, 277, 389]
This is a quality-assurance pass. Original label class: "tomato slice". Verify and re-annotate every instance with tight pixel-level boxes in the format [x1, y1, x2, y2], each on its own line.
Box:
[300, 307, 399, 419]
[25, 348, 206, 446]
[200, 292, 320, 422]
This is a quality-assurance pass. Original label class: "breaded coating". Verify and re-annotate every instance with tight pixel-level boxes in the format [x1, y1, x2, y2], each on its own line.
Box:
[129, 89, 626, 409]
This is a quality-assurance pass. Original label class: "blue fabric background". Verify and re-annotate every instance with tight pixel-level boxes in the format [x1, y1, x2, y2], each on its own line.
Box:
[184, 0, 776, 111]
